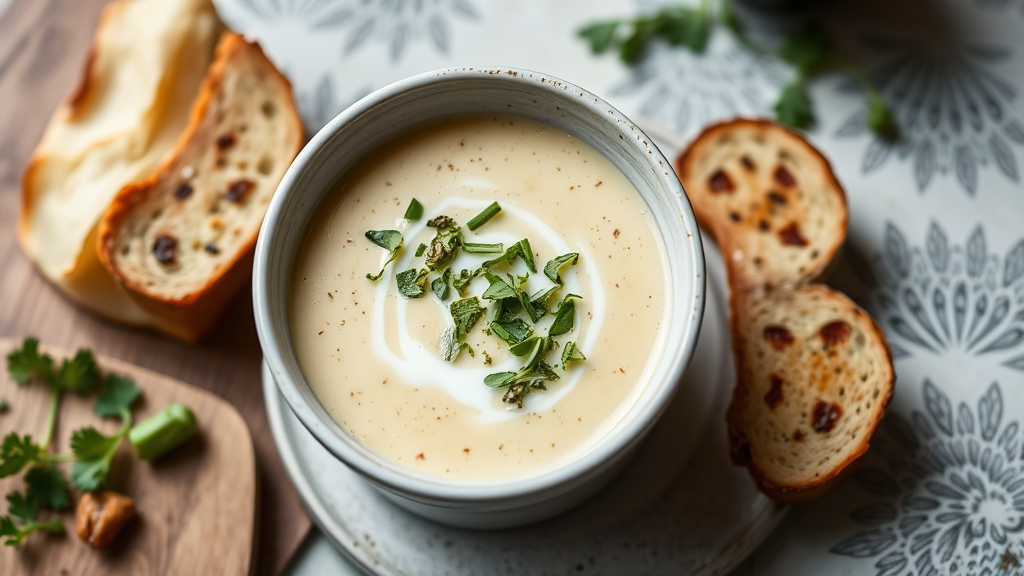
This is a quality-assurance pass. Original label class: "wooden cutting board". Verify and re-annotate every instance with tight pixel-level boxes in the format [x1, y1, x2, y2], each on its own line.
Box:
[0, 339, 256, 575]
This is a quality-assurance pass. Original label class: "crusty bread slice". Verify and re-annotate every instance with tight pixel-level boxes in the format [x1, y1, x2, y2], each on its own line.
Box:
[675, 119, 847, 302]
[727, 285, 894, 501]
[19, 0, 223, 326]
[675, 118, 894, 502]
[97, 33, 303, 342]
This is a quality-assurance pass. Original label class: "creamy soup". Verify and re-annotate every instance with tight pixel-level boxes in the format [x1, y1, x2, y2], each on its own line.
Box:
[290, 116, 669, 482]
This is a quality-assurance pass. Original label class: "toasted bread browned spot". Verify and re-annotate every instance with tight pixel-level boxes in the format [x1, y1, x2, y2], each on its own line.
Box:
[763, 325, 795, 349]
[758, 220, 770, 232]
[764, 374, 784, 409]
[152, 235, 178, 265]
[774, 165, 796, 187]
[778, 222, 808, 246]
[729, 211, 741, 222]
[767, 191, 787, 205]
[740, 156, 756, 171]
[792, 429, 805, 442]
[812, 401, 842, 433]
[709, 169, 734, 193]
[226, 179, 255, 203]
[820, 321, 852, 347]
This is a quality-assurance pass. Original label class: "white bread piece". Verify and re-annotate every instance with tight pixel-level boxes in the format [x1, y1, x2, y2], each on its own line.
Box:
[98, 33, 303, 342]
[727, 285, 894, 501]
[19, 0, 223, 325]
[675, 119, 847, 303]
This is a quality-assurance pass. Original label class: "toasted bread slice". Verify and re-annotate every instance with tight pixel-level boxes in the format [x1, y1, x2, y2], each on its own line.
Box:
[675, 119, 847, 303]
[727, 285, 894, 501]
[97, 33, 303, 342]
[19, 0, 223, 325]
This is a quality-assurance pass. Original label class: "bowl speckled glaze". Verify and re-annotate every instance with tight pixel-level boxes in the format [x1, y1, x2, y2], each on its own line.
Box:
[253, 67, 705, 529]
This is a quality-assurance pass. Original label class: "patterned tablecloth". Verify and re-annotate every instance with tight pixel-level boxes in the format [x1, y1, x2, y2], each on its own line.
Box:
[213, 0, 1024, 573]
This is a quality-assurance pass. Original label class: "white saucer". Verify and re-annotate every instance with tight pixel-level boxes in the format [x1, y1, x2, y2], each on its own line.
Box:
[263, 241, 786, 575]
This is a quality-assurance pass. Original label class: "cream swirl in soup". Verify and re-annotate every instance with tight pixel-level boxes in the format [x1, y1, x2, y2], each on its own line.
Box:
[290, 116, 669, 482]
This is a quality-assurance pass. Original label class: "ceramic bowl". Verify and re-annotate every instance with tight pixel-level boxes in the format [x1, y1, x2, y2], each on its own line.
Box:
[253, 67, 705, 529]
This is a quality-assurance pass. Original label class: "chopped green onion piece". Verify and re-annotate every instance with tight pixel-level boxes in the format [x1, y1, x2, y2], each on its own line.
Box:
[128, 404, 198, 461]
[404, 198, 424, 221]
[466, 202, 501, 231]
[415, 243, 427, 257]
[462, 242, 504, 254]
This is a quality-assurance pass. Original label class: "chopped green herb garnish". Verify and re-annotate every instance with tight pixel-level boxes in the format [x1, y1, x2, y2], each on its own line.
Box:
[440, 298, 486, 361]
[415, 243, 427, 257]
[544, 253, 579, 284]
[490, 317, 534, 346]
[397, 268, 429, 298]
[404, 198, 424, 221]
[365, 230, 404, 281]
[481, 272, 517, 301]
[529, 285, 560, 317]
[548, 296, 580, 336]
[483, 239, 536, 273]
[462, 242, 504, 254]
[561, 341, 587, 368]
[424, 216, 463, 270]
[466, 202, 502, 231]
[452, 268, 481, 296]
[485, 359, 560, 408]
[482, 351, 492, 365]
[431, 269, 452, 300]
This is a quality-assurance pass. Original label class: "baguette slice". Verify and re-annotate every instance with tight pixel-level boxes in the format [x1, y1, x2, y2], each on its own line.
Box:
[675, 119, 847, 303]
[727, 286, 894, 501]
[98, 33, 303, 342]
[19, 0, 223, 325]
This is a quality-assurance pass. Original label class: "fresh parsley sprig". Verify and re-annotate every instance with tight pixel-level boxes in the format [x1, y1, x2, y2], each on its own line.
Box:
[578, 1, 893, 135]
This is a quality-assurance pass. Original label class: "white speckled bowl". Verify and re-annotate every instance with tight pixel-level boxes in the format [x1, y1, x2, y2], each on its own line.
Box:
[253, 67, 705, 529]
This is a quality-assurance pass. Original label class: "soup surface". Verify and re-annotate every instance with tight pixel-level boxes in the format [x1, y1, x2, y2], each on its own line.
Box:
[291, 116, 669, 482]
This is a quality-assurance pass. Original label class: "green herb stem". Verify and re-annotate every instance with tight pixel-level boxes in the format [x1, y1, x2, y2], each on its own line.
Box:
[462, 242, 504, 254]
[39, 386, 60, 452]
[467, 202, 501, 231]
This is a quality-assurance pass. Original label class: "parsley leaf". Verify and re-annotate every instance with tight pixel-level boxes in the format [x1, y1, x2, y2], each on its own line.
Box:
[777, 22, 830, 72]
[365, 230, 404, 281]
[93, 375, 140, 420]
[397, 268, 429, 298]
[69, 427, 122, 492]
[548, 295, 580, 336]
[561, 341, 587, 368]
[0, 492, 63, 546]
[24, 464, 69, 510]
[543, 253, 579, 284]
[431, 269, 451, 301]
[404, 198, 424, 221]
[774, 79, 815, 130]
[578, 20, 620, 54]
[0, 434, 40, 478]
[6, 339, 54, 385]
[424, 216, 463, 271]
[6, 492, 35, 524]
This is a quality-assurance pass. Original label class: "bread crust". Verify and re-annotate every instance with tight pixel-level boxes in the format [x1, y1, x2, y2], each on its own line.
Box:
[97, 33, 303, 342]
[675, 118, 893, 502]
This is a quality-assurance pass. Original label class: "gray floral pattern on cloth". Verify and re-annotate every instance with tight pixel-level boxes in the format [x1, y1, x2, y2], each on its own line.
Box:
[611, 31, 786, 139]
[872, 222, 1024, 372]
[835, 35, 1024, 196]
[295, 74, 373, 135]
[830, 379, 1024, 576]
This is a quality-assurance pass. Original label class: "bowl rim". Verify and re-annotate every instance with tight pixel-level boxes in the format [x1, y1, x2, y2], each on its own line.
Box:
[253, 66, 706, 505]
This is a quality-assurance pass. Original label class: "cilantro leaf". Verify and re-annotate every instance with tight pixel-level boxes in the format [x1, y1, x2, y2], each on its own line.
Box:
[543, 253, 579, 284]
[365, 230, 404, 281]
[24, 464, 70, 510]
[404, 198, 424, 221]
[657, 5, 710, 53]
[431, 269, 451, 301]
[6, 492, 35, 523]
[866, 92, 894, 136]
[578, 20, 620, 54]
[424, 216, 463, 271]
[397, 268, 429, 298]
[774, 79, 815, 130]
[69, 427, 122, 491]
[54, 349, 100, 393]
[94, 374, 140, 419]
[0, 492, 63, 547]
[561, 341, 587, 368]
[548, 296, 580, 336]
[777, 22, 830, 72]
[0, 434, 41, 478]
[6, 338, 55, 385]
